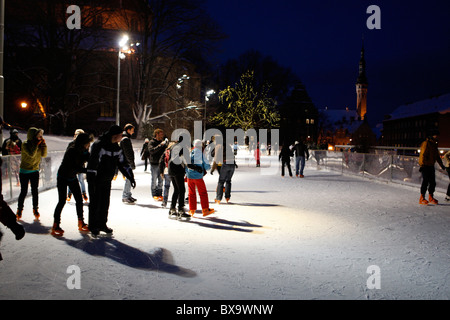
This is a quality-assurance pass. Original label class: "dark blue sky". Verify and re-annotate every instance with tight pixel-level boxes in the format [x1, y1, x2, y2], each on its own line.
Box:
[205, 0, 450, 127]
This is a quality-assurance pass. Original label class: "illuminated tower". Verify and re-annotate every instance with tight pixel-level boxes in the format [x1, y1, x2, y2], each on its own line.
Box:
[356, 42, 368, 120]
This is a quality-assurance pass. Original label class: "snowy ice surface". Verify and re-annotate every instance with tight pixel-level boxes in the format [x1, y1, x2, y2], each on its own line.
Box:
[0, 136, 449, 300]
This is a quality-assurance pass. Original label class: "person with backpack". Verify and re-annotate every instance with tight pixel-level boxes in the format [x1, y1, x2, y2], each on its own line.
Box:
[418, 130, 446, 205]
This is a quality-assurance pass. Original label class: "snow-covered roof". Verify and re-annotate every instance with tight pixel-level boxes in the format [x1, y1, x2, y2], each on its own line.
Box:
[386, 93, 450, 121]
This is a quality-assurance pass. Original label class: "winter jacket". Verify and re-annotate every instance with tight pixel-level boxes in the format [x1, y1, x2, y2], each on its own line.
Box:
[279, 146, 293, 162]
[168, 142, 187, 177]
[148, 138, 167, 165]
[140, 142, 150, 160]
[121, 131, 135, 169]
[294, 142, 309, 159]
[20, 127, 47, 172]
[186, 147, 210, 180]
[87, 132, 134, 183]
[419, 137, 445, 169]
[57, 141, 90, 180]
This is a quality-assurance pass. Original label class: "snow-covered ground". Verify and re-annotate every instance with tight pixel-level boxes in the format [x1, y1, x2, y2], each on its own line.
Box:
[0, 131, 449, 301]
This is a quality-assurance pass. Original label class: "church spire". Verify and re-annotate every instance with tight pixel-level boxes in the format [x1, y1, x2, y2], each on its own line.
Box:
[356, 39, 368, 120]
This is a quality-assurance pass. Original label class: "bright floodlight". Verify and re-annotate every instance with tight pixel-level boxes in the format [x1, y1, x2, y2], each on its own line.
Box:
[119, 35, 129, 48]
[206, 89, 215, 96]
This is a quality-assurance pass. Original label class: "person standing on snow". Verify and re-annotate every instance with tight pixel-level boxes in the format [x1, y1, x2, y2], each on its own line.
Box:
[87, 125, 135, 235]
[16, 127, 47, 221]
[51, 133, 93, 236]
[186, 139, 215, 217]
[294, 139, 309, 178]
[148, 128, 167, 201]
[159, 141, 176, 208]
[418, 130, 446, 205]
[121, 124, 137, 204]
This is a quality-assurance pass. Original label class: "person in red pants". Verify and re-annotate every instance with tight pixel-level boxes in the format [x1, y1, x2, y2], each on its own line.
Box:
[186, 140, 215, 217]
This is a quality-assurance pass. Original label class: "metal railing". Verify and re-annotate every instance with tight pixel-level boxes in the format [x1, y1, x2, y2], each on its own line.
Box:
[1, 149, 145, 204]
[307, 150, 448, 193]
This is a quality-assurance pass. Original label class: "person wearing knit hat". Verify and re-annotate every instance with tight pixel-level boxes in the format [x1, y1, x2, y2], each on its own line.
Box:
[86, 125, 135, 235]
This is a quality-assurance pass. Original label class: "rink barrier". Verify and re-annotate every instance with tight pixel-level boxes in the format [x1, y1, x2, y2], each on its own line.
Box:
[1, 148, 145, 204]
[2, 149, 448, 204]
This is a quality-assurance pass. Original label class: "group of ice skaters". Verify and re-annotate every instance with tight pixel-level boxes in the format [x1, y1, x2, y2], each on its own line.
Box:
[0, 124, 241, 242]
[1, 124, 449, 256]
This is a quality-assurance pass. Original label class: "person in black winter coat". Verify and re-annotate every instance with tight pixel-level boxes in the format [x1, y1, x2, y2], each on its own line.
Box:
[0, 157, 25, 261]
[294, 139, 309, 178]
[121, 124, 136, 204]
[51, 133, 93, 236]
[148, 128, 167, 200]
[87, 125, 135, 235]
[168, 136, 189, 219]
[140, 138, 150, 171]
[279, 144, 293, 177]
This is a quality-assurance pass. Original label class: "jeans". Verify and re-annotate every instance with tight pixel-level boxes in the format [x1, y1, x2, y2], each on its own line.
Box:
[122, 177, 133, 199]
[295, 156, 305, 176]
[163, 173, 171, 203]
[150, 164, 163, 197]
[216, 164, 235, 201]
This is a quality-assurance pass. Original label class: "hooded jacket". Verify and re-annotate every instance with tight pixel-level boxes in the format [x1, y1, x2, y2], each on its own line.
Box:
[20, 127, 47, 172]
[57, 133, 91, 179]
[87, 130, 134, 183]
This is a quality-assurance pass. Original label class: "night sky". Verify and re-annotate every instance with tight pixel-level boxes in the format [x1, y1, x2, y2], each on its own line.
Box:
[205, 0, 450, 128]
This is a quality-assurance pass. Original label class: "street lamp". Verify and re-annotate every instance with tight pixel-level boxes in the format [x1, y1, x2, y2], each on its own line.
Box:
[116, 34, 129, 126]
[204, 89, 215, 134]
[20, 102, 27, 109]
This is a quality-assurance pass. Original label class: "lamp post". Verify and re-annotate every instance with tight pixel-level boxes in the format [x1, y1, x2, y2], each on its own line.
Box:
[204, 89, 215, 134]
[0, 0, 5, 144]
[116, 34, 129, 126]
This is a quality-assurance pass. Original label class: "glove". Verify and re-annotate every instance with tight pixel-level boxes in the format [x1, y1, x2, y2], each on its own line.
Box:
[130, 178, 136, 189]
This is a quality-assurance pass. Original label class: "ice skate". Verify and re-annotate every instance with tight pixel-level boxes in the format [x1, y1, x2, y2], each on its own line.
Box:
[225, 198, 230, 203]
[446, 195, 450, 202]
[419, 194, 429, 205]
[215, 199, 221, 204]
[122, 197, 135, 204]
[202, 208, 215, 217]
[428, 194, 438, 205]
[10, 223, 25, 240]
[16, 209, 22, 221]
[33, 208, 40, 221]
[82, 192, 88, 202]
[168, 208, 177, 219]
[177, 208, 191, 221]
[78, 220, 89, 232]
[188, 210, 196, 217]
[66, 193, 72, 202]
[99, 226, 113, 234]
[51, 223, 64, 237]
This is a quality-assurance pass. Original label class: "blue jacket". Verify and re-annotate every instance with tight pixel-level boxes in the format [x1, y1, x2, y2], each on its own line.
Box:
[186, 147, 210, 179]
